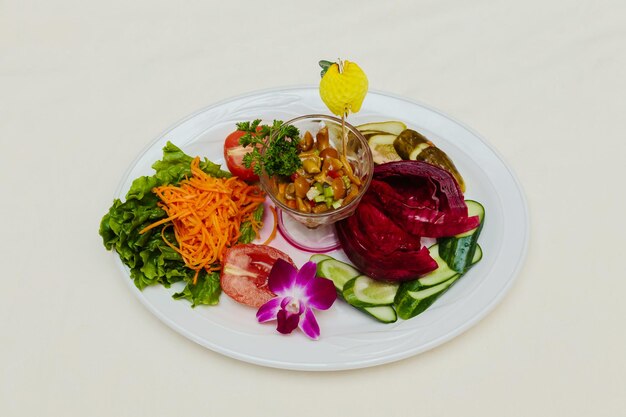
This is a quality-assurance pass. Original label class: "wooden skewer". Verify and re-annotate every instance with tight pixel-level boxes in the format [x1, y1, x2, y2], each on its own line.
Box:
[341, 113, 348, 159]
[336, 58, 361, 186]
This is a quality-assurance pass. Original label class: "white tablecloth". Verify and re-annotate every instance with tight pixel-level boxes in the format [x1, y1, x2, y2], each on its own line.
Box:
[2, 0, 624, 415]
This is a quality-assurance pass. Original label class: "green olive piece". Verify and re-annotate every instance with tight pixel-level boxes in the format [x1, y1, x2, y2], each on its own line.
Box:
[300, 131, 314, 152]
[294, 176, 310, 199]
[302, 156, 321, 174]
[316, 126, 330, 152]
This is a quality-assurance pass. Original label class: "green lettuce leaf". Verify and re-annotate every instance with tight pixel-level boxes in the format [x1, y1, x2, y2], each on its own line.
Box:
[99, 192, 193, 290]
[152, 141, 231, 184]
[172, 271, 222, 307]
[99, 142, 235, 305]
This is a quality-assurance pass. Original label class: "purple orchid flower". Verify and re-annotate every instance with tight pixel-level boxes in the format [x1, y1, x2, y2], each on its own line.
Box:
[256, 259, 337, 340]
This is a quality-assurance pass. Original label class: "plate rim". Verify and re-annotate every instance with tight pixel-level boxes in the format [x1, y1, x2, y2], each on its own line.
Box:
[111, 85, 530, 371]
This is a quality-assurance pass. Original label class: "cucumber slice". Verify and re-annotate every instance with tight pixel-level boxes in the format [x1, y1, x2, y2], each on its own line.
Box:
[394, 275, 458, 319]
[472, 244, 483, 264]
[309, 254, 332, 264]
[407, 275, 459, 299]
[454, 200, 485, 238]
[405, 276, 460, 318]
[418, 244, 457, 286]
[419, 243, 483, 286]
[438, 200, 485, 273]
[313, 256, 399, 323]
[343, 275, 399, 307]
[361, 306, 397, 323]
[317, 259, 360, 291]
[356, 121, 407, 136]
[394, 244, 482, 320]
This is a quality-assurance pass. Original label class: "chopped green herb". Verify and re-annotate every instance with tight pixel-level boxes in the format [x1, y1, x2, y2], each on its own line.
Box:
[236, 119, 302, 177]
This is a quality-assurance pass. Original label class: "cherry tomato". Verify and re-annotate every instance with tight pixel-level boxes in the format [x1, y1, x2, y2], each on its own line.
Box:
[220, 244, 295, 307]
[223, 130, 258, 182]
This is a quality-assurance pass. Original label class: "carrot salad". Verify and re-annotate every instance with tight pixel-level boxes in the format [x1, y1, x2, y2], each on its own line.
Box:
[140, 157, 265, 283]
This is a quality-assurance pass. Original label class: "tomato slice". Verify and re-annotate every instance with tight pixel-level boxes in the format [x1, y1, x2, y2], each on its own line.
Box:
[220, 244, 295, 307]
[223, 130, 259, 182]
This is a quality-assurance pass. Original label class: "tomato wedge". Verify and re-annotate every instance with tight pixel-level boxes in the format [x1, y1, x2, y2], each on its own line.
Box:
[220, 244, 295, 307]
[223, 130, 258, 182]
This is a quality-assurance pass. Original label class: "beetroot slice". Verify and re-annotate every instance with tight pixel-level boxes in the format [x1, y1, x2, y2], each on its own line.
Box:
[336, 161, 476, 282]
[335, 209, 437, 282]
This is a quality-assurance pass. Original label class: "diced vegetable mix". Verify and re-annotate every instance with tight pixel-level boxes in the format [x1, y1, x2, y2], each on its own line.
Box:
[273, 126, 361, 214]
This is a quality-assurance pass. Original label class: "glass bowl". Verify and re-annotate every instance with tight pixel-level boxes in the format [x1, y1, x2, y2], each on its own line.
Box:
[259, 114, 374, 251]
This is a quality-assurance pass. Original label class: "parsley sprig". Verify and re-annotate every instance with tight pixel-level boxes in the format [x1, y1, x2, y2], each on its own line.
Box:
[237, 119, 302, 177]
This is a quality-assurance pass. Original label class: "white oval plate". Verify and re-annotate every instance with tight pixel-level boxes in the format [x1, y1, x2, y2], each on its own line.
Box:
[113, 86, 529, 371]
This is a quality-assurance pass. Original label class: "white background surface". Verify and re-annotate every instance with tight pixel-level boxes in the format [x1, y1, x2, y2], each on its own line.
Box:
[1, 0, 624, 416]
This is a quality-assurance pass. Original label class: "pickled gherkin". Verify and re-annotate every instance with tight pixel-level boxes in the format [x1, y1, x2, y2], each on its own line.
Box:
[417, 147, 465, 192]
[368, 134, 402, 164]
[393, 129, 433, 160]
[355, 121, 407, 136]
[393, 129, 465, 192]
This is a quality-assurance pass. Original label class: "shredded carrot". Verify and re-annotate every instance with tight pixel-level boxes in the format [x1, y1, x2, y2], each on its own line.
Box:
[140, 157, 265, 284]
[261, 205, 278, 246]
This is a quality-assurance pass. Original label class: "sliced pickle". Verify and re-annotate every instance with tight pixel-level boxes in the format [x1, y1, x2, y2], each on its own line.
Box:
[393, 129, 433, 160]
[368, 134, 402, 164]
[356, 121, 407, 136]
[416, 147, 465, 192]
[394, 129, 465, 192]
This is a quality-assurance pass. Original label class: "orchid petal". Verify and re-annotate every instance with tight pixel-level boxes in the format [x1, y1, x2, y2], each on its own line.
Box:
[280, 296, 304, 314]
[276, 308, 300, 334]
[303, 276, 337, 310]
[257, 261, 336, 340]
[295, 261, 317, 289]
[268, 259, 297, 296]
[256, 297, 282, 323]
[298, 307, 320, 340]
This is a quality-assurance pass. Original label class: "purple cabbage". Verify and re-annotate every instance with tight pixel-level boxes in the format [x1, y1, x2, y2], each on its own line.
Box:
[336, 161, 479, 282]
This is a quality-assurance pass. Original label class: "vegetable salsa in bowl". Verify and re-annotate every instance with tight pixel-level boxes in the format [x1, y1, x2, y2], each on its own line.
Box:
[259, 114, 373, 229]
